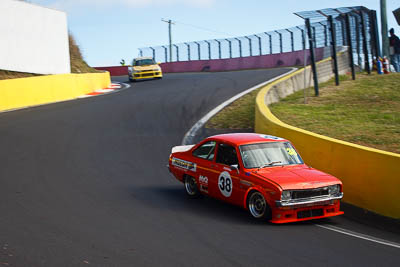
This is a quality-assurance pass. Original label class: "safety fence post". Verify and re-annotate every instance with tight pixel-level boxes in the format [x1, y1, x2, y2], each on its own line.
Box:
[286, 29, 294, 52]
[360, 11, 371, 74]
[194, 42, 201, 60]
[245, 36, 253, 56]
[264, 32, 272, 54]
[306, 18, 319, 96]
[369, 10, 381, 59]
[312, 26, 317, 47]
[215, 40, 222, 59]
[225, 39, 232, 58]
[296, 26, 306, 50]
[235, 38, 242, 57]
[205, 41, 211, 60]
[184, 43, 191, 61]
[255, 35, 262, 55]
[275, 31, 283, 53]
[341, 19, 347, 46]
[162, 46, 168, 62]
[345, 14, 356, 80]
[328, 16, 339, 86]
[150, 47, 156, 61]
[173, 45, 179, 61]
[354, 15, 362, 67]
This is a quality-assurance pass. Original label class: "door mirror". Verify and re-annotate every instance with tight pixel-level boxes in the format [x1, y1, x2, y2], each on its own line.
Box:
[230, 164, 239, 173]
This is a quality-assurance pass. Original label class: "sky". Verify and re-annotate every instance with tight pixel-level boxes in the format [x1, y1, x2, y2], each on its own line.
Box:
[28, 0, 400, 67]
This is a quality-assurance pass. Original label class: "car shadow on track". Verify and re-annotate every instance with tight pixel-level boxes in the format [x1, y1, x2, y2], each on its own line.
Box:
[127, 184, 334, 227]
[129, 184, 263, 225]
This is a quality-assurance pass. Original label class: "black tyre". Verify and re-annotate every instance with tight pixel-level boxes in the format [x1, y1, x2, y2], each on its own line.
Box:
[184, 175, 201, 198]
[247, 191, 271, 220]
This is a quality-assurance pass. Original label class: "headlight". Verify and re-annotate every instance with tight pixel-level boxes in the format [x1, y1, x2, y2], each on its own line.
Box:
[329, 184, 340, 195]
[281, 190, 291, 201]
[133, 69, 141, 73]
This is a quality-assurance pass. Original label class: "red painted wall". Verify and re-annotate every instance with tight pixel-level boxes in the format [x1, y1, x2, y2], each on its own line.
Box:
[94, 66, 128, 76]
[95, 48, 325, 76]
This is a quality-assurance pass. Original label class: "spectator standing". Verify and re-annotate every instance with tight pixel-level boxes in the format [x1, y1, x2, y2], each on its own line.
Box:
[389, 28, 400, 72]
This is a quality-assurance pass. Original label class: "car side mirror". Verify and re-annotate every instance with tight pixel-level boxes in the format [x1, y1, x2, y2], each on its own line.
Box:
[230, 164, 239, 174]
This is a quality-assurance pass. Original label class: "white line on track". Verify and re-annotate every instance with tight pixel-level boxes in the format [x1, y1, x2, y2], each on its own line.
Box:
[316, 224, 400, 249]
[181, 68, 298, 145]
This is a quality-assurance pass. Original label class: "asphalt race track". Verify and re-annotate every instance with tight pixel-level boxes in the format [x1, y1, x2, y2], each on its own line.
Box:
[1, 69, 399, 266]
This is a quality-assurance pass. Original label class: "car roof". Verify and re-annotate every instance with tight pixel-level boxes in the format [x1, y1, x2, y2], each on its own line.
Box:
[206, 133, 288, 146]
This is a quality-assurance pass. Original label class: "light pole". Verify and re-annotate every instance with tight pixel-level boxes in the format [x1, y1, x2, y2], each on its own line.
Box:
[162, 19, 175, 62]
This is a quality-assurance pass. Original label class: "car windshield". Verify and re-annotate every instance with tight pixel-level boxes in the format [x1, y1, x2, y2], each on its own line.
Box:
[134, 59, 156, 66]
[239, 142, 303, 169]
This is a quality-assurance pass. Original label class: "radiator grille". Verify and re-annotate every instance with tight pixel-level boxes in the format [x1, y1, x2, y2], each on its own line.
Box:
[292, 188, 329, 199]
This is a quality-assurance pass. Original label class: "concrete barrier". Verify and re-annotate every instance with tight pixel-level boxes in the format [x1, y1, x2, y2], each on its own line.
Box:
[255, 57, 400, 219]
[0, 72, 111, 112]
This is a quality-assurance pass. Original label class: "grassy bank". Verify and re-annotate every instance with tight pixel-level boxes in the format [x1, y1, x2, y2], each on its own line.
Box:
[0, 34, 99, 80]
[207, 72, 400, 154]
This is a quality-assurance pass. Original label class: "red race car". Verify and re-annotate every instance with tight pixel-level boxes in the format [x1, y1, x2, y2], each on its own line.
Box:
[168, 133, 343, 223]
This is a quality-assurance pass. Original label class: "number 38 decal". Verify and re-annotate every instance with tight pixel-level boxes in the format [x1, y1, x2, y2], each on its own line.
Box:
[218, 171, 232, 197]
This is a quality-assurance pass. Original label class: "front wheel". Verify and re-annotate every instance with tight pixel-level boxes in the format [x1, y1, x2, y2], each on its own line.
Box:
[184, 175, 200, 198]
[247, 191, 271, 220]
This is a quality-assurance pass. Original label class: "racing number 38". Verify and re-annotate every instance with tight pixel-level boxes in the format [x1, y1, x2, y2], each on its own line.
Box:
[218, 171, 232, 197]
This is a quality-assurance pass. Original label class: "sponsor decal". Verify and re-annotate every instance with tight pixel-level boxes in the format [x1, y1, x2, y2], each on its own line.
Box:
[286, 148, 298, 156]
[171, 158, 196, 172]
[218, 171, 232, 197]
[200, 185, 209, 193]
[199, 175, 209, 193]
[260, 134, 284, 141]
[199, 175, 208, 185]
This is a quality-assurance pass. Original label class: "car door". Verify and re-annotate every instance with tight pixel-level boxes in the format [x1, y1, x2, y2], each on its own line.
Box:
[191, 140, 217, 196]
[210, 142, 244, 206]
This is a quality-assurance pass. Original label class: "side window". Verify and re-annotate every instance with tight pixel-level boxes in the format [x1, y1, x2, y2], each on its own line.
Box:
[192, 141, 216, 160]
[216, 143, 239, 166]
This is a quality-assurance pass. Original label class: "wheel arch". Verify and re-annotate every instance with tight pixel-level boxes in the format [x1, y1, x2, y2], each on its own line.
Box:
[243, 186, 274, 211]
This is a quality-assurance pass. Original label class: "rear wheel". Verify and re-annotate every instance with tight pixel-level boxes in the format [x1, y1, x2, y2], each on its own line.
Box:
[184, 175, 200, 198]
[247, 191, 271, 220]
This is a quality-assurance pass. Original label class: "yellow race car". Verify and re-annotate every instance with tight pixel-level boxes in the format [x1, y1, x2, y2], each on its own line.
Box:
[128, 57, 163, 82]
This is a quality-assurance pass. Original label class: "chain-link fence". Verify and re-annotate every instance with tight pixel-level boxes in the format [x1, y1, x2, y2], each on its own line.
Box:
[139, 25, 317, 63]
[139, 6, 378, 78]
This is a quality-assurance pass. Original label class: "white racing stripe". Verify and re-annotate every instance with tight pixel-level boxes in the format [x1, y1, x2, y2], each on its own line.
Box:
[316, 224, 400, 249]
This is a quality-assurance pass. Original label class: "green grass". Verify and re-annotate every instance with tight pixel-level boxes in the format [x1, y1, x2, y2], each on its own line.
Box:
[207, 72, 400, 154]
[206, 89, 260, 129]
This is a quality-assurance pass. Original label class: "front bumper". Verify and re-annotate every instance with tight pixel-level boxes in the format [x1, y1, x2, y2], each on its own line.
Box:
[275, 192, 343, 207]
[270, 199, 343, 224]
[131, 71, 163, 80]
